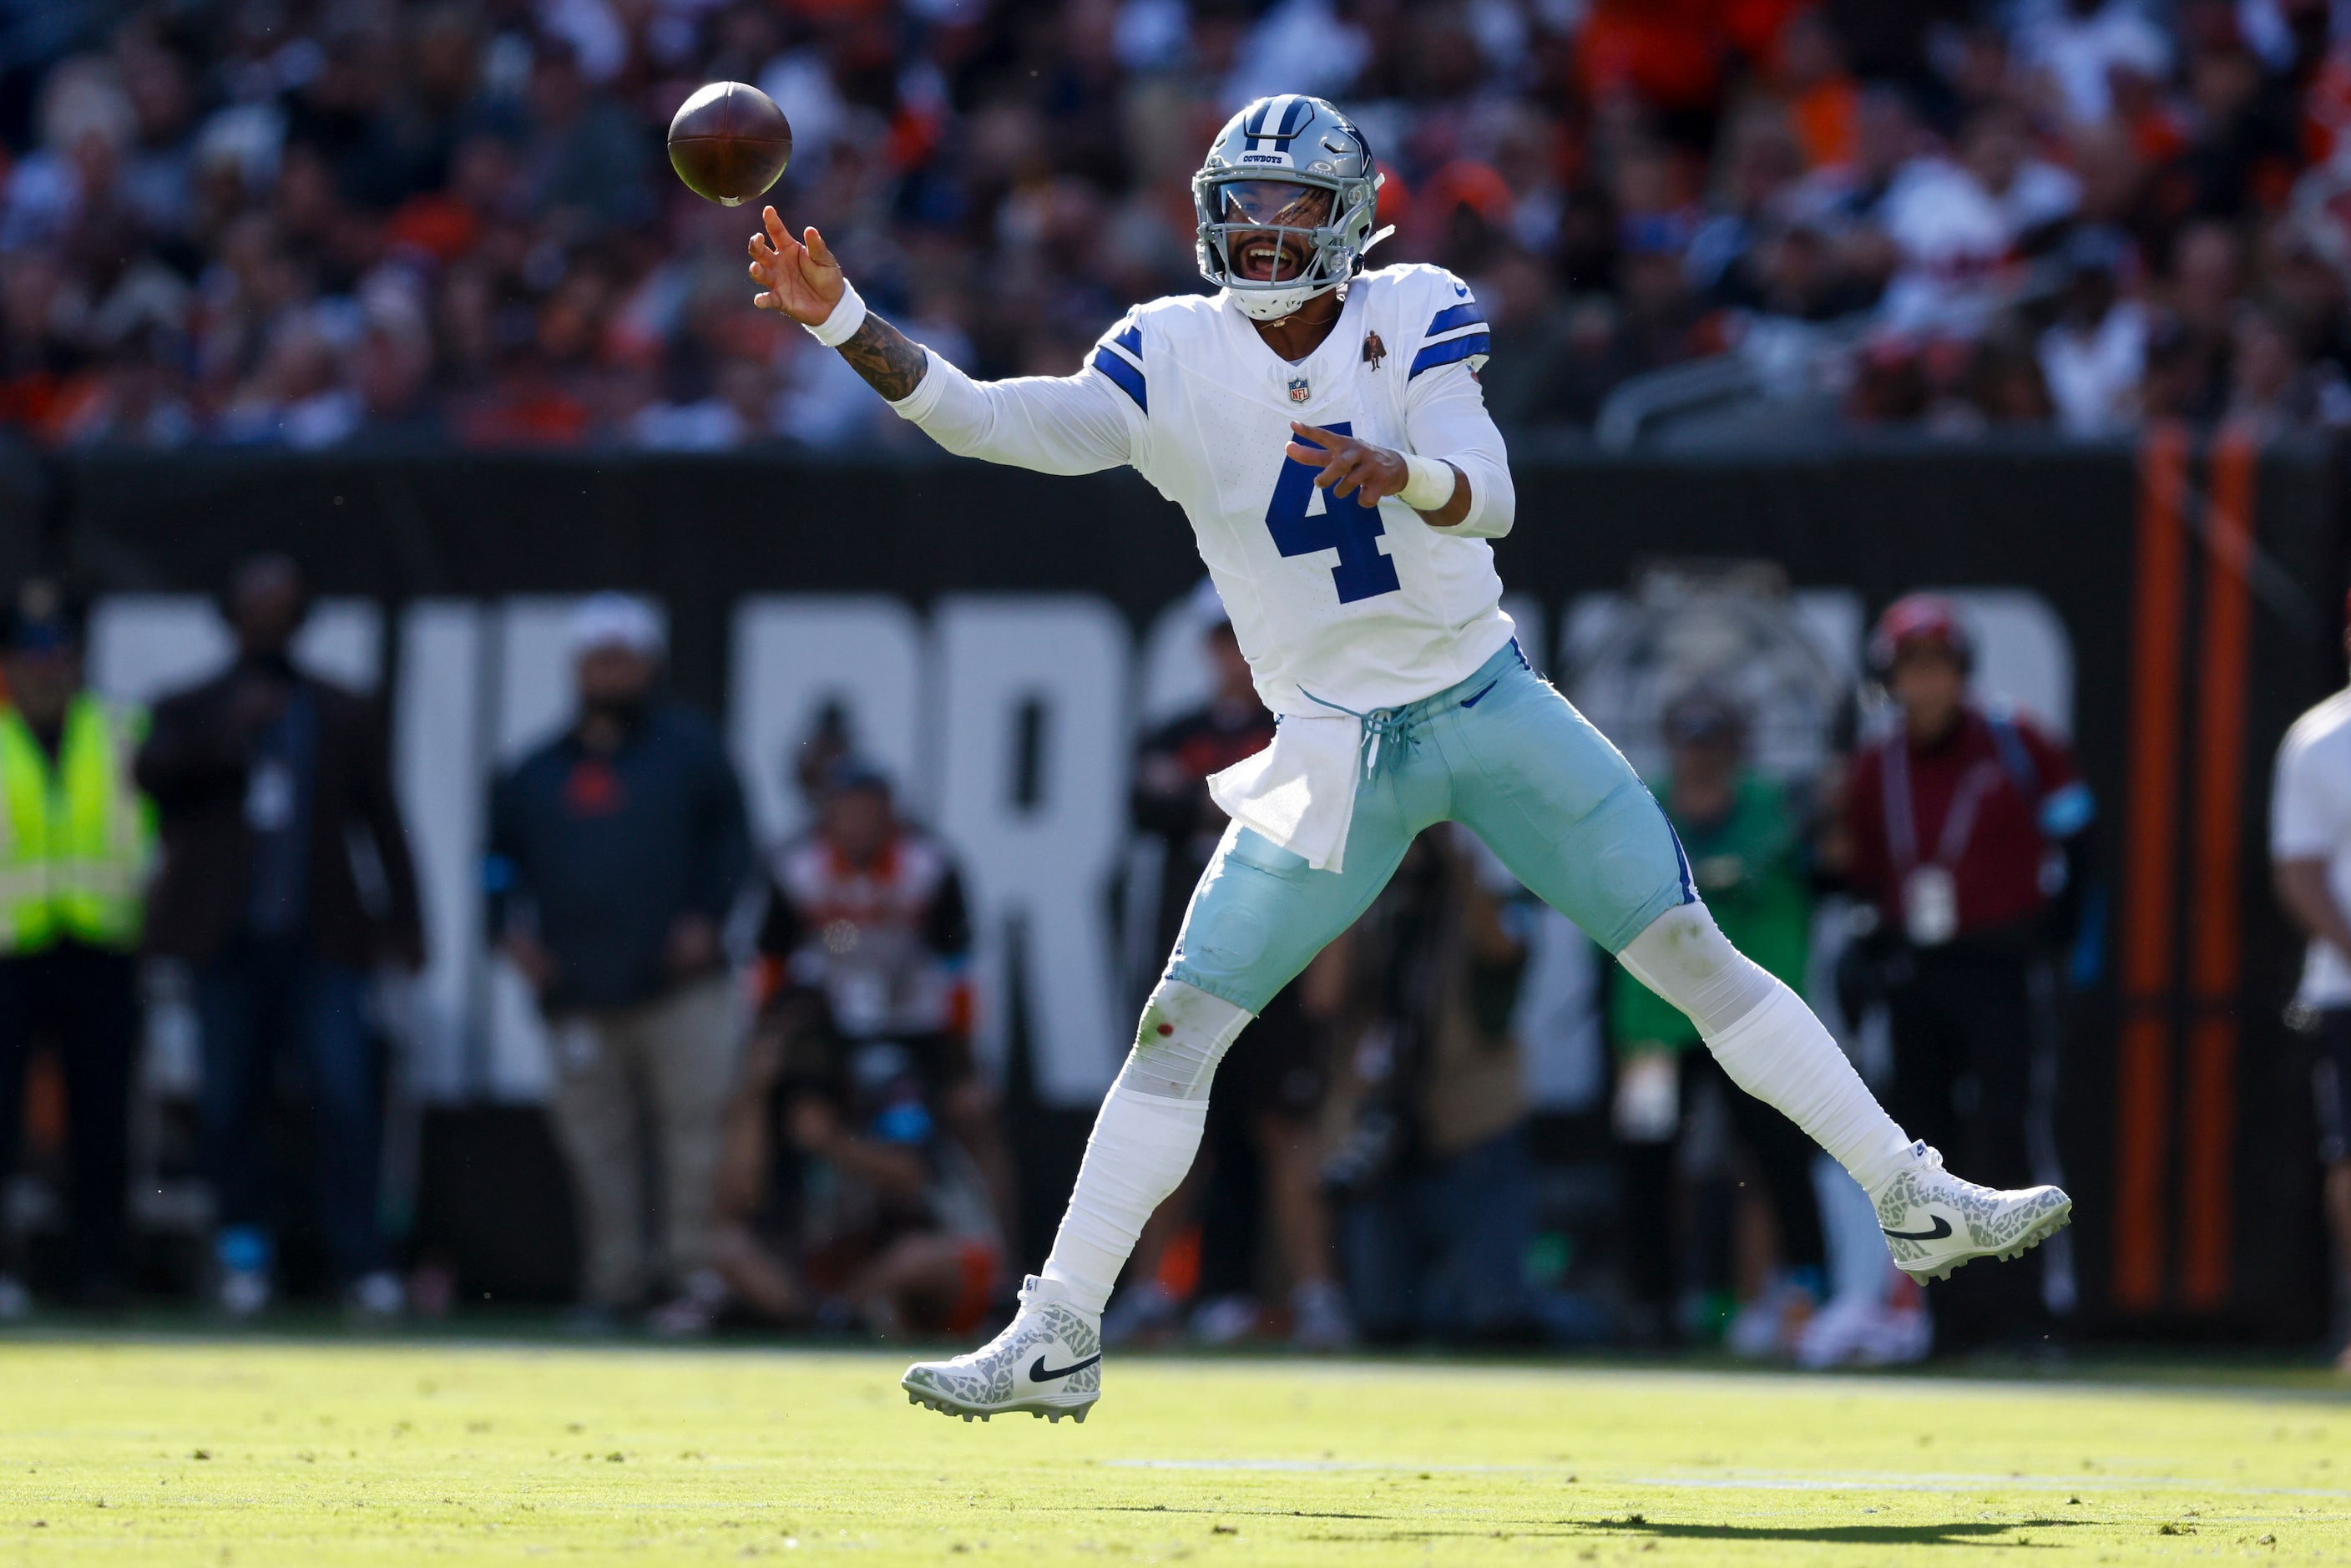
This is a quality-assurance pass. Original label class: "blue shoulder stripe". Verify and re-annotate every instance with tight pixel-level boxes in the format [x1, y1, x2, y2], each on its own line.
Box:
[1112, 321, 1142, 357]
[1425, 301, 1484, 338]
[1408, 331, 1489, 379]
[1090, 346, 1147, 412]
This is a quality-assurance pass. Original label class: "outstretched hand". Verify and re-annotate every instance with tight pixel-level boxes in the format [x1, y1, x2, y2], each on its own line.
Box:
[747, 206, 847, 326]
[1285, 421, 1409, 508]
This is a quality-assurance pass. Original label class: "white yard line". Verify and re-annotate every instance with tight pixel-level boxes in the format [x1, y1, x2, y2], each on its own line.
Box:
[1102, 1458, 2351, 1500]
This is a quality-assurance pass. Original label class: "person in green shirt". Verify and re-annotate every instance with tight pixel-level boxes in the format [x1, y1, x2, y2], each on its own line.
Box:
[1611, 688, 1827, 1351]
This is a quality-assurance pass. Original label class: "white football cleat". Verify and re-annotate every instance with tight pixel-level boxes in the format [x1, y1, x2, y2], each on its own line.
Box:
[901, 1274, 1101, 1424]
[1870, 1141, 2072, 1284]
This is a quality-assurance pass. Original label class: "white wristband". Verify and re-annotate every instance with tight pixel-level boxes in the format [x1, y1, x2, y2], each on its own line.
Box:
[1398, 453, 1458, 512]
[804, 279, 868, 347]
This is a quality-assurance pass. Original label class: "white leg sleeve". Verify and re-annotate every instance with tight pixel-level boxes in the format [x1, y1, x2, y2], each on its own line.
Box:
[1618, 903, 1914, 1195]
[1039, 982, 1251, 1313]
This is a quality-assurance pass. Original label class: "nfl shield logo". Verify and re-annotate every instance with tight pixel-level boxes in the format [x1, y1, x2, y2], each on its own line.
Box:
[1287, 376, 1311, 404]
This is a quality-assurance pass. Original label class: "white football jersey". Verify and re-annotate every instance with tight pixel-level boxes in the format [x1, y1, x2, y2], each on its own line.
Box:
[888, 262, 1517, 716]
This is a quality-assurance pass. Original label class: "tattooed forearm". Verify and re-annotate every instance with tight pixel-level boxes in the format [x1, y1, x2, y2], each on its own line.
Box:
[837, 313, 929, 402]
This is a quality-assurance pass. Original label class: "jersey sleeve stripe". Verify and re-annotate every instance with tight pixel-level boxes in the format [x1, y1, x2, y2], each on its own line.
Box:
[1425, 301, 1484, 337]
[1408, 331, 1490, 379]
[1090, 346, 1148, 412]
[1112, 321, 1143, 357]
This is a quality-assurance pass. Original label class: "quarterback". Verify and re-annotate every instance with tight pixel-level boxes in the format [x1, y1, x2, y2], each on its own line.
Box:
[747, 94, 2071, 1422]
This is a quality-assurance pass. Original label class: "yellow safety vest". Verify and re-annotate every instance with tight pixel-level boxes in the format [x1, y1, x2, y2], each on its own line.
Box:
[0, 693, 155, 955]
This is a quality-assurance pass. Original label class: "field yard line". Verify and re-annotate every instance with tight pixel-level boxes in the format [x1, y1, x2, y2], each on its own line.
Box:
[1104, 1458, 2351, 1499]
[1233, 1361, 2351, 1409]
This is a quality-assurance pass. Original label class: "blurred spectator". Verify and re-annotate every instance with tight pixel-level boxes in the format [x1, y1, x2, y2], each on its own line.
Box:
[1833, 595, 2094, 1350]
[486, 594, 751, 1333]
[518, 40, 650, 240]
[2039, 225, 2147, 435]
[2270, 597, 2351, 1374]
[1317, 827, 1537, 1347]
[2225, 297, 2351, 431]
[1105, 608, 1350, 1352]
[1939, 323, 2058, 432]
[751, 756, 1011, 1260]
[710, 758, 1009, 1341]
[1610, 689, 1825, 1354]
[2016, 0, 2173, 127]
[0, 582, 151, 1313]
[135, 553, 424, 1319]
[1879, 103, 2079, 336]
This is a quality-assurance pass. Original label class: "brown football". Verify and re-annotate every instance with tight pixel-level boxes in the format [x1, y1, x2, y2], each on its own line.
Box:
[667, 81, 792, 207]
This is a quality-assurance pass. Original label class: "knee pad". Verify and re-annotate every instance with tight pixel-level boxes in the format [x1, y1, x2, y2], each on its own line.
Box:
[1615, 902, 1776, 1036]
[1115, 980, 1254, 1101]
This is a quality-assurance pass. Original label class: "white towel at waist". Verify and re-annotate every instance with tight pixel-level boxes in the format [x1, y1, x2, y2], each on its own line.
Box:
[1205, 712, 1363, 875]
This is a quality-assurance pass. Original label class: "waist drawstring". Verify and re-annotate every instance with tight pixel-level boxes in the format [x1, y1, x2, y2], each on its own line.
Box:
[1300, 688, 1418, 779]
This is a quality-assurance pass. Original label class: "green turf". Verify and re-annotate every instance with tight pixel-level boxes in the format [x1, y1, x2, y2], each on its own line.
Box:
[0, 1339, 2346, 1564]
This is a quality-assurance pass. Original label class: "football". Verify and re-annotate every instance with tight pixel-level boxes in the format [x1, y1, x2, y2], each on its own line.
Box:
[667, 81, 792, 207]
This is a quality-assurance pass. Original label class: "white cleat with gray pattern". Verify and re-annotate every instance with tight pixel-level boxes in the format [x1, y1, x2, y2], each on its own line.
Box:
[1870, 1141, 2072, 1284]
[902, 1274, 1102, 1424]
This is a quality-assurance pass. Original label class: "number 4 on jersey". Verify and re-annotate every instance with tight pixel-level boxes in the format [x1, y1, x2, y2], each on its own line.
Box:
[1264, 422, 1402, 604]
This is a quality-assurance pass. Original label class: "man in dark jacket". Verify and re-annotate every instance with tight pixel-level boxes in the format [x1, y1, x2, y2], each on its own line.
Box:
[134, 553, 424, 1319]
[488, 594, 751, 1331]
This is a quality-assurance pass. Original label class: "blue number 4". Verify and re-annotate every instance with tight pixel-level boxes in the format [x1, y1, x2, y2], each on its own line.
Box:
[1264, 421, 1402, 604]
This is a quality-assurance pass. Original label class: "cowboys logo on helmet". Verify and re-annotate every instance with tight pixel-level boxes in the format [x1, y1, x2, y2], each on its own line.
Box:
[1195, 94, 1393, 323]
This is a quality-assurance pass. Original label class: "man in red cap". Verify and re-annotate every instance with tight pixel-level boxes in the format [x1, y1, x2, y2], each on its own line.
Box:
[1838, 594, 2096, 1350]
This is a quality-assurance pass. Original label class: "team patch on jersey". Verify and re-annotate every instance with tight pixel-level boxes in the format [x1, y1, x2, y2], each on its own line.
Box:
[1287, 376, 1311, 404]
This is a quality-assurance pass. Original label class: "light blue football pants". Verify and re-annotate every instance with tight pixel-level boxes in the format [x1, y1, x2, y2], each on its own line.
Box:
[1164, 638, 1694, 1014]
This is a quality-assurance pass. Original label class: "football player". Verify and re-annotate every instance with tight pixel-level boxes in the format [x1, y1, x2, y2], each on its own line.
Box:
[748, 94, 2071, 1423]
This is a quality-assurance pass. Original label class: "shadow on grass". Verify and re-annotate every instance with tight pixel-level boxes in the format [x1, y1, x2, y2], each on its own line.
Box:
[1090, 1505, 1388, 1520]
[1064, 1508, 2091, 1549]
[1595, 1518, 2087, 1548]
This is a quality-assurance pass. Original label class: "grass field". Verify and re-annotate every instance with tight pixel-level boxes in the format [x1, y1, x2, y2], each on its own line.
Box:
[0, 1338, 2346, 1565]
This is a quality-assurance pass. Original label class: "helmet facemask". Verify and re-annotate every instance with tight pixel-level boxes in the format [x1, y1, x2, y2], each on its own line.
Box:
[1193, 97, 1389, 323]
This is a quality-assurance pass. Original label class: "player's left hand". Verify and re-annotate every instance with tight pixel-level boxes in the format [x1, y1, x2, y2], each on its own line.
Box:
[1286, 421, 1408, 508]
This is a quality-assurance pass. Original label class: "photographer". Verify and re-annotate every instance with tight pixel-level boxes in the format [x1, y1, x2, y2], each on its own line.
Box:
[706, 1025, 1001, 1340]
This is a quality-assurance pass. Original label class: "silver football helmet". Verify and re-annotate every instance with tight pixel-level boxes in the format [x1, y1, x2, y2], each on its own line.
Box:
[1195, 94, 1392, 322]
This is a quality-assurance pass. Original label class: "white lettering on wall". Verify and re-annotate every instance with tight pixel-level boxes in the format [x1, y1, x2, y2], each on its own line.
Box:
[729, 595, 928, 847]
[89, 595, 383, 702]
[394, 601, 486, 1100]
[936, 595, 1131, 1102]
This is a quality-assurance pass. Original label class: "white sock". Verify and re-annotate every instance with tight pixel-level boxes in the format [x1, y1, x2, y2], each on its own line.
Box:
[1039, 982, 1251, 1316]
[1620, 903, 1914, 1195]
[1039, 1086, 1205, 1314]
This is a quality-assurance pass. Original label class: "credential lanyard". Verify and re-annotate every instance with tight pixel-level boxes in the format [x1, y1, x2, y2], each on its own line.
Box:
[1882, 732, 2000, 877]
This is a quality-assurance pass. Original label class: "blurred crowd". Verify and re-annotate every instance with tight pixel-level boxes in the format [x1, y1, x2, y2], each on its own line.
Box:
[10, 0, 2351, 450]
[4, 559, 2207, 1368]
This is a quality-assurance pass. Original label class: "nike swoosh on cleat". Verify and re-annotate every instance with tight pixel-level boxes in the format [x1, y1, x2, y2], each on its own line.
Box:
[1029, 1353, 1102, 1383]
[1459, 680, 1499, 709]
[1881, 1216, 1954, 1242]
